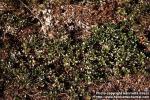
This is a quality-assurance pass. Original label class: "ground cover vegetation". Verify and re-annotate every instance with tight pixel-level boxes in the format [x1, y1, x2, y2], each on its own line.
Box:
[0, 0, 150, 99]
